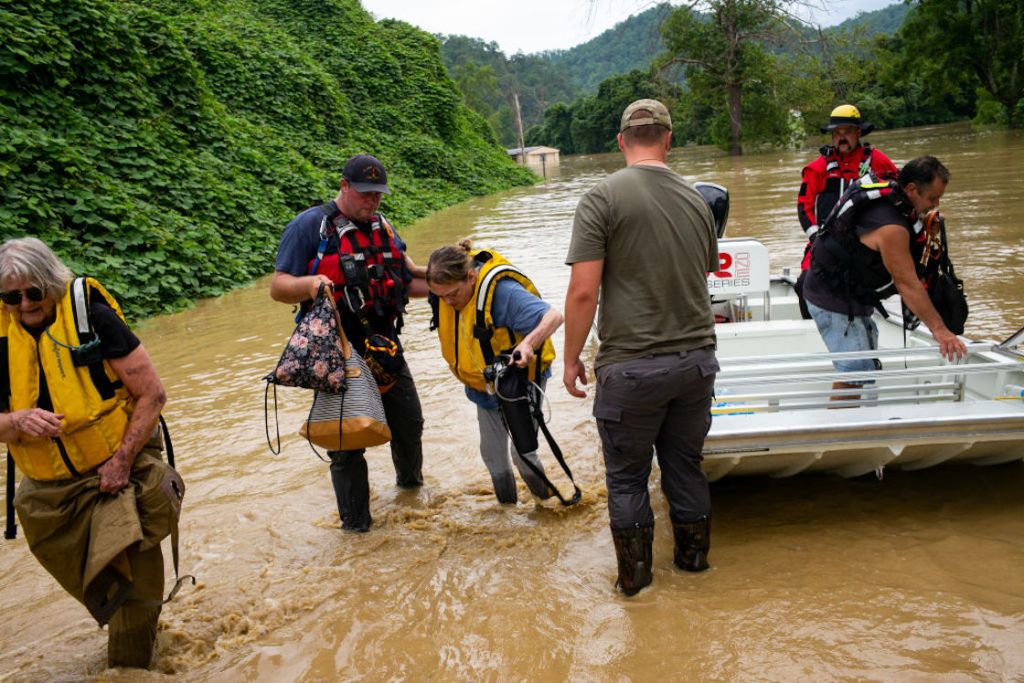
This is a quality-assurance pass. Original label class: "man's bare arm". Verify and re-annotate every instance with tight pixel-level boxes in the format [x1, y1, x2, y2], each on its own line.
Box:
[270, 271, 333, 304]
[563, 260, 603, 397]
[862, 224, 967, 361]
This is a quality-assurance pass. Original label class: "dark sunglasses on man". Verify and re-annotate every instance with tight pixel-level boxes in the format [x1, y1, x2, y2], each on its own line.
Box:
[0, 287, 45, 305]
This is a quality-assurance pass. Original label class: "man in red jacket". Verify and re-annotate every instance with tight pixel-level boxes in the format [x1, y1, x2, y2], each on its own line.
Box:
[794, 104, 898, 316]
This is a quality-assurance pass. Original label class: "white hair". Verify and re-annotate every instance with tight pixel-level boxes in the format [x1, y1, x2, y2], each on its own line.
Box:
[0, 237, 74, 301]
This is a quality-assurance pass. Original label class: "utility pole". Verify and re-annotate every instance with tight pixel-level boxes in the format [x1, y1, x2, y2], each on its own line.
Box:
[513, 91, 526, 164]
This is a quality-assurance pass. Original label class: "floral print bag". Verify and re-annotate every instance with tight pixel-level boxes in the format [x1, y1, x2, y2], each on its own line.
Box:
[268, 284, 350, 394]
[264, 285, 390, 454]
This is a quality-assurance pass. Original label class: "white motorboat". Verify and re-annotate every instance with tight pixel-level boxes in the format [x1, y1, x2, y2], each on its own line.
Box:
[705, 238, 1024, 481]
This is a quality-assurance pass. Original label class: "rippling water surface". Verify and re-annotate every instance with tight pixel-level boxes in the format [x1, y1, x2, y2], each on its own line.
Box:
[1, 122, 1022, 681]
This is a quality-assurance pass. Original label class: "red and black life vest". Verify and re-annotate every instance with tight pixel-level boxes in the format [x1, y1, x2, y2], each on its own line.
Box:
[307, 204, 407, 333]
[814, 144, 876, 222]
[797, 143, 899, 238]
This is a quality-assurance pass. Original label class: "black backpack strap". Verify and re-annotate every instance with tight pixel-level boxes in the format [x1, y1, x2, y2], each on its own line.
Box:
[159, 414, 175, 469]
[937, 215, 957, 276]
[67, 278, 120, 399]
[511, 393, 582, 507]
[1, 336, 15, 539]
[4, 452, 15, 539]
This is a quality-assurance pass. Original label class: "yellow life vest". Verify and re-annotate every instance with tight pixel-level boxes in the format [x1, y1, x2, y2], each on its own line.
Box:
[435, 250, 556, 393]
[1, 278, 133, 481]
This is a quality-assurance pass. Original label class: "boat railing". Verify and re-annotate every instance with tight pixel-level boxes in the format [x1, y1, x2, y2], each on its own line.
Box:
[715, 342, 1021, 413]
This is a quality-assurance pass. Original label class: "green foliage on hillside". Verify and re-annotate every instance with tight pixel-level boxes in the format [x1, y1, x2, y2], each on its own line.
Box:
[0, 0, 534, 319]
[545, 4, 675, 94]
[524, 0, 1016, 154]
[834, 3, 911, 35]
[439, 35, 578, 147]
[446, 1, 924, 156]
[544, 2, 908, 97]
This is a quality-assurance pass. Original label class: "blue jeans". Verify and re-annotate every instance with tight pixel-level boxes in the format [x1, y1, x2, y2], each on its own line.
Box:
[806, 301, 880, 375]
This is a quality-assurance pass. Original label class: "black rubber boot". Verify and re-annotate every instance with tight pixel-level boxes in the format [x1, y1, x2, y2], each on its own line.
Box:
[329, 452, 372, 532]
[672, 515, 710, 572]
[610, 525, 654, 596]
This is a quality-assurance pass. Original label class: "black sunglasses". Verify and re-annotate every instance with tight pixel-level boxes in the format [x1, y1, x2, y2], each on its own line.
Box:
[0, 287, 45, 306]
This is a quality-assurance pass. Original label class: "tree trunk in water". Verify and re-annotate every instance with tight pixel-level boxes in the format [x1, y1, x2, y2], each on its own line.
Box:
[728, 82, 743, 156]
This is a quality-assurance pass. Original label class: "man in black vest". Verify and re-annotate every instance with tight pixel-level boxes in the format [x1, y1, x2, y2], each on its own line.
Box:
[802, 156, 967, 396]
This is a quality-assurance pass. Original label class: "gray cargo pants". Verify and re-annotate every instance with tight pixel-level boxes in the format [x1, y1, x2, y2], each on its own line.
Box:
[476, 392, 551, 503]
[593, 348, 718, 529]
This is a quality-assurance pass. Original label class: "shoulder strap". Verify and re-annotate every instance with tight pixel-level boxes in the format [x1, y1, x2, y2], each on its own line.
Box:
[378, 212, 396, 238]
[859, 144, 874, 176]
[0, 336, 8, 412]
[4, 452, 15, 539]
[1, 330, 15, 539]
[159, 414, 175, 469]
[309, 206, 338, 275]
[473, 262, 525, 366]
[428, 292, 440, 332]
[67, 278, 119, 398]
[70, 277, 91, 339]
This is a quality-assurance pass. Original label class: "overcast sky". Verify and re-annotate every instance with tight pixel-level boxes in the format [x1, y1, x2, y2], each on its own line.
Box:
[360, 0, 902, 55]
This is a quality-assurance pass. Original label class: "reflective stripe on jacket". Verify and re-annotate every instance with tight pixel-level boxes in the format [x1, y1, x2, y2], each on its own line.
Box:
[797, 144, 898, 235]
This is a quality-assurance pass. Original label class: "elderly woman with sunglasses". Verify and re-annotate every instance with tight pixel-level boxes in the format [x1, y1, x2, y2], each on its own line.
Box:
[0, 237, 185, 670]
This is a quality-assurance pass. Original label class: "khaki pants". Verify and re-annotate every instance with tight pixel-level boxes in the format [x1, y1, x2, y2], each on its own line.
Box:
[14, 450, 183, 668]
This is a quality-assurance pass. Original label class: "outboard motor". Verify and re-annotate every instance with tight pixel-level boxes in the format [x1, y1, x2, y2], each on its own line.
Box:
[694, 181, 729, 238]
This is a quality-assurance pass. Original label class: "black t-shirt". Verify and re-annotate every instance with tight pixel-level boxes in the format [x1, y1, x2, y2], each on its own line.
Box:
[25, 297, 140, 411]
[803, 201, 912, 315]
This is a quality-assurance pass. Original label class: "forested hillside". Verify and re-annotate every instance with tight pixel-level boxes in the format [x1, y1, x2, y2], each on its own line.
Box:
[0, 0, 534, 318]
[523, 0, 1018, 156]
[440, 2, 914, 148]
[545, 4, 674, 94]
[439, 35, 578, 147]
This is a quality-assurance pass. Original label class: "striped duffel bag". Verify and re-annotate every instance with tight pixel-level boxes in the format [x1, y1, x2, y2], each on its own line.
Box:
[300, 350, 392, 451]
[268, 284, 391, 452]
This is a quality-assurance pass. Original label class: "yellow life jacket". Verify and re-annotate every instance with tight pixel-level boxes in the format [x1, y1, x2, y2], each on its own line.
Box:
[1, 278, 133, 481]
[435, 250, 556, 392]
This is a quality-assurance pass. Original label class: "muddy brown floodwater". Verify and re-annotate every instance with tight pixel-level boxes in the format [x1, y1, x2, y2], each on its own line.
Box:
[1, 122, 1022, 681]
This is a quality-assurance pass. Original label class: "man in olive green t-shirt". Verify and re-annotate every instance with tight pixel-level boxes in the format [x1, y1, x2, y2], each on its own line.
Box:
[563, 99, 720, 596]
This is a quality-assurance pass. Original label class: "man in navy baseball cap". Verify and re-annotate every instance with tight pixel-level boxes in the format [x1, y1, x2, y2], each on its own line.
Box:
[271, 150, 430, 534]
[342, 154, 391, 195]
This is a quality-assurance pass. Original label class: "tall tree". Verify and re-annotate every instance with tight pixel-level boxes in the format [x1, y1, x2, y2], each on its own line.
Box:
[659, 0, 804, 155]
[897, 0, 1023, 128]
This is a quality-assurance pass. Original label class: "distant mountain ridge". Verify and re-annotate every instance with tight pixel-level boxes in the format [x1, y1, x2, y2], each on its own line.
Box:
[543, 3, 673, 93]
[437, 2, 910, 147]
[546, 2, 910, 94]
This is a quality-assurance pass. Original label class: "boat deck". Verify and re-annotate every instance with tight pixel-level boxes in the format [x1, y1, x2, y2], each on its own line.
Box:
[703, 244, 1024, 480]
